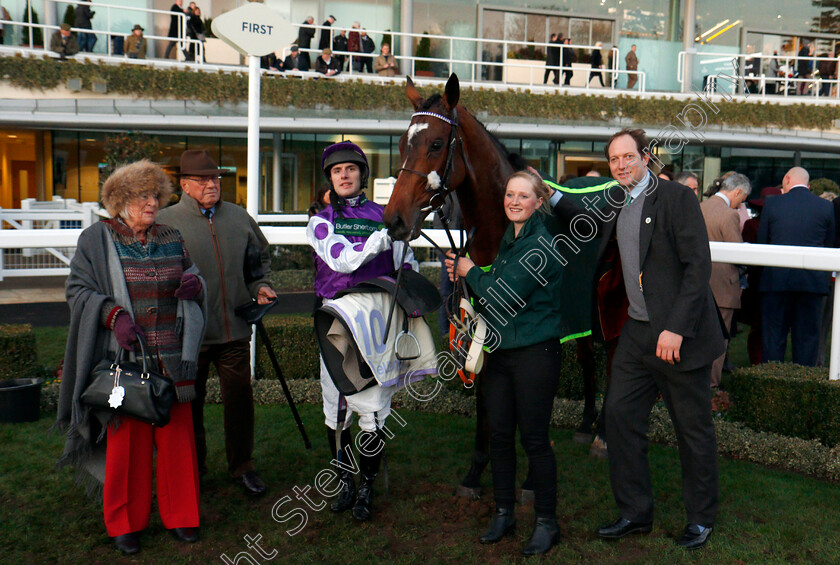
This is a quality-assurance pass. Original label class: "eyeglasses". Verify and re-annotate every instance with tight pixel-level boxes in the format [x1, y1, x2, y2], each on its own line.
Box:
[184, 175, 221, 185]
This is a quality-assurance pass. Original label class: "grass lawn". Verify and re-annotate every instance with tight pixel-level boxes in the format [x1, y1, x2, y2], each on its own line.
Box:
[3, 401, 840, 564]
[5, 321, 837, 564]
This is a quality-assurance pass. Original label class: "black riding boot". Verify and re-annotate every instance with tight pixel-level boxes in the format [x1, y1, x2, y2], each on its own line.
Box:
[352, 431, 383, 521]
[327, 426, 356, 513]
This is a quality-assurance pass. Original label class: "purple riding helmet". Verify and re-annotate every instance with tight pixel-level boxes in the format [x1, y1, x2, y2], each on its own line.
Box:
[322, 141, 370, 188]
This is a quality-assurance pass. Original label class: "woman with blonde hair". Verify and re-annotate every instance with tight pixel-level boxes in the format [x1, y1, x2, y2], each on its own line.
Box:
[446, 171, 565, 556]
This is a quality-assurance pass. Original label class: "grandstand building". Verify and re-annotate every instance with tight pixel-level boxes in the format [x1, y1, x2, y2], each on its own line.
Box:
[0, 0, 839, 211]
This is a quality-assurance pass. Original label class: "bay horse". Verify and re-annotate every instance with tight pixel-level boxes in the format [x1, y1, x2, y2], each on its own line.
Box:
[383, 74, 603, 496]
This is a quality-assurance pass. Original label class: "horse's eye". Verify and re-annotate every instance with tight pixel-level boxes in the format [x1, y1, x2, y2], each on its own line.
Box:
[430, 140, 444, 152]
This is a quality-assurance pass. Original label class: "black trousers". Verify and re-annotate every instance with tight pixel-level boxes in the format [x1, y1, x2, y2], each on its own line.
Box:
[483, 339, 561, 518]
[761, 291, 824, 366]
[543, 67, 560, 85]
[606, 318, 718, 527]
[563, 70, 573, 85]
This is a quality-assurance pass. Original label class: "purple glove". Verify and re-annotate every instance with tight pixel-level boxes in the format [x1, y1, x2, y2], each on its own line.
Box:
[113, 311, 144, 350]
[175, 273, 201, 300]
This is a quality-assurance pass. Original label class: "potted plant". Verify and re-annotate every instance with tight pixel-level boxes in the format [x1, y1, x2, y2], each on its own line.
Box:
[21, 1, 43, 48]
[415, 32, 432, 77]
[0, 324, 44, 423]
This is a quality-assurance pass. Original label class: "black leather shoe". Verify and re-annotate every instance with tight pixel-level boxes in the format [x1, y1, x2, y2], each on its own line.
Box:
[597, 517, 653, 539]
[523, 517, 560, 556]
[479, 508, 517, 543]
[113, 532, 140, 555]
[238, 470, 267, 496]
[170, 527, 199, 543]
[677, 523, 713, 550]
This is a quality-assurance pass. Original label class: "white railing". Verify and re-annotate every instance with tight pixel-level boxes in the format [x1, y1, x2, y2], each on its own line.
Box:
[677, 50, 840, 99]
[7, 0, 204, 62]
[0, 197, 100, 280]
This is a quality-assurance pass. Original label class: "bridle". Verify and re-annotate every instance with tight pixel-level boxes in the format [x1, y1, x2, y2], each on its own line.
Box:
[397, 109, 464, 217]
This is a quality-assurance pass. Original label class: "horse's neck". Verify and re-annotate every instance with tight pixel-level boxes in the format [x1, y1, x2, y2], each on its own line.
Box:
[455, 110, 512, 267]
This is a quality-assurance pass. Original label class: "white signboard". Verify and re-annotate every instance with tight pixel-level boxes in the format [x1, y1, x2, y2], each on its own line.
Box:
[373, 177, 397, 206]
[211, 3, 296, 57]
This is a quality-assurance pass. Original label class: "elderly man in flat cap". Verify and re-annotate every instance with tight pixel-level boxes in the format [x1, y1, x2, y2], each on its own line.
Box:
[158, 150, 277, 496]
[50, 23, 80, 59]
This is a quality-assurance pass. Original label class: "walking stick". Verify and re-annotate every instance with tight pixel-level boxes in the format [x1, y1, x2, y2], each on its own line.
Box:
[235, 298, 312, 450]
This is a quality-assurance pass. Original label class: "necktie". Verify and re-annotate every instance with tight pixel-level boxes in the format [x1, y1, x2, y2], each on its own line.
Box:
[203, 209, 213, 220]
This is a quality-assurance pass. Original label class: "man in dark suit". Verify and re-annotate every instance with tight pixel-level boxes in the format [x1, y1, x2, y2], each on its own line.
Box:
[319, 15, 336, 50]
[550, 128, 724, 550]
[283, 45, 309, 72]
[758, 167, 835, 366]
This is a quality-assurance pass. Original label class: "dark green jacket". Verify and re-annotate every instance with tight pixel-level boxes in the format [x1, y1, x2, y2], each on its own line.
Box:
[465, 212, 563, 350]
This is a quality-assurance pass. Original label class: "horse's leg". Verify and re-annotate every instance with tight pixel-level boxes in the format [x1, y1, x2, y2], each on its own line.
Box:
[574, 336, 598, 444]
[591, 337, 619, 459]
[456, 375, 490, 499]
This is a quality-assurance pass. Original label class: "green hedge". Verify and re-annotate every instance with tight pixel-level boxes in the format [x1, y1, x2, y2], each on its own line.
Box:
[1, 55, 839, 130]
[254, 315, 319, 380]
[0, 324, 39, 381]
[723, 362, 840, 447]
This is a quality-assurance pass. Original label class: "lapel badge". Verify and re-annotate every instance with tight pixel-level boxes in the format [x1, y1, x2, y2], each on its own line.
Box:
[645, 217, 651, 224]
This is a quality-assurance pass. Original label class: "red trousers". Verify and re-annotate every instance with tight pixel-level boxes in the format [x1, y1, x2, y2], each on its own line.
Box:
[103, 402, 200, 537]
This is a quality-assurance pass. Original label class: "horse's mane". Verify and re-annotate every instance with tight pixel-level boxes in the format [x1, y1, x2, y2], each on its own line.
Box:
[423, 95, 527, 172]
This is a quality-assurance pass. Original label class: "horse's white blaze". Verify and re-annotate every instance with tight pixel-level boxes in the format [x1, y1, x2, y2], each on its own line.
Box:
[427, 170, 441, 190]
[407, 123, 429, 144]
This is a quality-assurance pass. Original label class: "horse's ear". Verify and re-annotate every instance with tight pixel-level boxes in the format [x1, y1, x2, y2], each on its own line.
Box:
[443, 74, 460, 110]
[405, 76, 424, 110]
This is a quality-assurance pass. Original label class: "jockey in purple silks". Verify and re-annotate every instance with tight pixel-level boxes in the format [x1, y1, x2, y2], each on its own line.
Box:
[306, 141, 417, 522]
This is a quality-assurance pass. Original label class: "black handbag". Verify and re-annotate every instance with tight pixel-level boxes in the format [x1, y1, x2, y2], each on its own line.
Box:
[81, 335, 175, 427]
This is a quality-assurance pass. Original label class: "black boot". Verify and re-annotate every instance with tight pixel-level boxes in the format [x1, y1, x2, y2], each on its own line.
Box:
[352, 431, 383, 522]
[523, 517, 560, 556]
[330, 470, 357, 513]
[479, 507, 517, 543]
[327, 426, 356, 513]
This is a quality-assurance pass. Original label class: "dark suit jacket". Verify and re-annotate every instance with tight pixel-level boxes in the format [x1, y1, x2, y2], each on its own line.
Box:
[758, 185, 835, 294]
[552, 176, 725, 371]
[283, 53, 310, 72]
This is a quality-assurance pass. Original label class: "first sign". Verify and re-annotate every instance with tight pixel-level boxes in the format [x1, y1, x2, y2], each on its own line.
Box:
[211, 3, 295, 57]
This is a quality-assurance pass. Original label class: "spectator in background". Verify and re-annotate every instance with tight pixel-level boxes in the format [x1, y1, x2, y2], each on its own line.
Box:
[348, 22, 361, 72]
[817, 53, 836, 97]
[797, 40, 813, 95]
[315, 47, 341, 76]
[319, 15, 335, 50]
[375, 43, 398, 76]
[585, 169, 600, 177]
[297, 16, 315, 67]
[562, 38, 575, 86]
[333, 29, 348, 71]
[165, 0, 184, 59]
[185, 5, 204, 62]
[759, 167, 835, 366]
[588, 42, 605, 87]
[308, 183, 330, 218]
[186, 1, 196, 16]
[51, 23, 80, 59]
[283, 45, 309, 72]
[544, 33, 561, 85]
[260, 52, 281, 72]
[741, 187, 782, 365]
[124, 24, 147, 59]
[625, 44, 639, 89]
[75, 0, 96, 53]
[658, 169, 674, 181]
[700, 173, 750, 387]
[360, 30, 375, 73]
[764, 51, 780, 95]
[675, 171, 700, 198]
